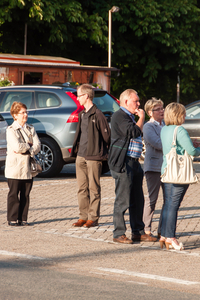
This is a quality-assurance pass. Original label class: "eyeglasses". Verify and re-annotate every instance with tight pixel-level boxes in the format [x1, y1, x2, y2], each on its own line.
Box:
[18, 111, 29, 115]
[77, 94, 86, 98]
[152, 108, 164, 112]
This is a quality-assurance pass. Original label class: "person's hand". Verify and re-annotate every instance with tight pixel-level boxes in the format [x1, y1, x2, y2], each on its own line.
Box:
[135, 108, 145, 119]
[21, 150, 30, 155]
[193, 139, 200, 148]
[28, 143, 33, 147]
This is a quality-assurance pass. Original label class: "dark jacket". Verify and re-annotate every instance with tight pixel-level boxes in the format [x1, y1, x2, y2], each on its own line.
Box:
[108, 108, 142, 173]
[71, 104, 111, 161]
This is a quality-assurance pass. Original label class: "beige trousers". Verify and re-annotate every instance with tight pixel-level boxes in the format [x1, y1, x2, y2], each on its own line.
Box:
[76, 156, 102, 221]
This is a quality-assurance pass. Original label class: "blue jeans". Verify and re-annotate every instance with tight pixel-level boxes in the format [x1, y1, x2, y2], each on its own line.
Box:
[161, 183, 189, 238]
[111, 157, 145, 238]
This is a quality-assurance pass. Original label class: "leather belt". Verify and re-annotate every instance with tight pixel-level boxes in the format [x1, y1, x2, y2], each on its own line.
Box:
[127, 156, 139, 162]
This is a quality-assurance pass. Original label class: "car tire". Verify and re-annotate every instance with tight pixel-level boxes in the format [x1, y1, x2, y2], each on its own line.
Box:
[36, 137, 64, 177]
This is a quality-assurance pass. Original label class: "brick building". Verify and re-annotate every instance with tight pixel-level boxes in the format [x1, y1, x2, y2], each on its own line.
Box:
[0, 53, 119, 92]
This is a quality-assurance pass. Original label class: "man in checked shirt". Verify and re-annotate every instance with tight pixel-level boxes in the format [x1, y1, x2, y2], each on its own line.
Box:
[108, 89, 157, 244]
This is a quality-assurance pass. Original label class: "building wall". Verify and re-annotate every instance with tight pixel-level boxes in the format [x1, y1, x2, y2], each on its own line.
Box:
[0, 65, 110, 91]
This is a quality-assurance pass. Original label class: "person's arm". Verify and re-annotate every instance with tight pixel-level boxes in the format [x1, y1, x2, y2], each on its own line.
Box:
[177, 126, 200, 156]
[135, 108, 145, 131]
[112, 109, 142, 139]
[97, 111, 111, 145]
[143, 123, 162, 151]
[29, 127, 41, 156]
[7, 127, 31, 154]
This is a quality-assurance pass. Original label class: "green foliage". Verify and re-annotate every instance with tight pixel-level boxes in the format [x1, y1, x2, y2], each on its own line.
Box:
[108, 0, 200, 105]
[0, 0, 107, 48]
[0, 77, 14, 86]
[1, 0, 200, 104]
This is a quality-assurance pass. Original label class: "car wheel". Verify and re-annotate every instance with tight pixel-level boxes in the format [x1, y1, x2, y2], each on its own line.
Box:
[140, 139, 146, 161]
[36, 137, 63, 177]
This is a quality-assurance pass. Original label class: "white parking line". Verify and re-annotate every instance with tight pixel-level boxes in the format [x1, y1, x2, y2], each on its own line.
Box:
[0, 250, 46, 260]
[96, 267, 199, 286]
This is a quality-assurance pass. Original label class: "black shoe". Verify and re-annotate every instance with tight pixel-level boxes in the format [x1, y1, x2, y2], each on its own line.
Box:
[21, 221, 30, 226]
[8, 221, 20, 226]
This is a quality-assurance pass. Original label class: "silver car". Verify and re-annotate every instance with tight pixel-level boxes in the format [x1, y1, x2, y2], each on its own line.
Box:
[0, 85, 119, 177]
[183, 100, 200, 141]
[0, 113, 8, 167]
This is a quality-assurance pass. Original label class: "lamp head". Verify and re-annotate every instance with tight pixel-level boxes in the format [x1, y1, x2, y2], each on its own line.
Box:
[110, 6, 120, 13]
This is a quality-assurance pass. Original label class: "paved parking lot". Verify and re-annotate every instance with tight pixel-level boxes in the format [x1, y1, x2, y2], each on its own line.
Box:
[1, 163, 200, 254]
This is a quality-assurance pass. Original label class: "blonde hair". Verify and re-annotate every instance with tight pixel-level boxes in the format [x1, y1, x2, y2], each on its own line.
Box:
[164, 102, 186, 125]
[119, 89, 138, 106]
[10, 101, 27, 119]
[77, 84, 94, 101]
[144, 97, 164, 116]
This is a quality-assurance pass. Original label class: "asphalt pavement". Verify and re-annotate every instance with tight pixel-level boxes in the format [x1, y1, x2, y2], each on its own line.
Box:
[0, 162, 200, 299]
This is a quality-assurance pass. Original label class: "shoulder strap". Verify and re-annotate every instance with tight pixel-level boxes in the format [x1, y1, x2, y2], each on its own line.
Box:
[17, 129, 26, 143]
[172, 126, 180, 147]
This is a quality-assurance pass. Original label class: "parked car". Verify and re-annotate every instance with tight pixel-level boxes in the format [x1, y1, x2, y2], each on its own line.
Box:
[0, 85, 119, 177]
[183, 100, 200, 141]
[0, 113, 8, 167]
[182, 100, 200, 160]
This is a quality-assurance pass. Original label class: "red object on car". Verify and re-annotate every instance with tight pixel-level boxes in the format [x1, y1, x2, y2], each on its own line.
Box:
[66, 92, 84, 123]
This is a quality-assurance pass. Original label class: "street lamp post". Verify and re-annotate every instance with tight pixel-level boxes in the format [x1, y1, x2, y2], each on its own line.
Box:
[24, 23, 27, 55]
[108, 6, 120, 68]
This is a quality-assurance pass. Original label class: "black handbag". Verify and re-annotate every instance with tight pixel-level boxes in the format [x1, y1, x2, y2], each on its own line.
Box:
[30, 156, 42, 177]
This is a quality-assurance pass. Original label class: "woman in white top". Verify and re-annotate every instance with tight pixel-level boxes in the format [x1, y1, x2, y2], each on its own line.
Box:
[5, 101, 40, 226]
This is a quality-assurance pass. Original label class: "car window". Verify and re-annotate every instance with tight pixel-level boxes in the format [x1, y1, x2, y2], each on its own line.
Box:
[0, 92, 34, 111]
[93, 91, 119, 113]
[35, 92, 61, 108]
[185, 104, 200, 119]
[73, 90, 119, 113]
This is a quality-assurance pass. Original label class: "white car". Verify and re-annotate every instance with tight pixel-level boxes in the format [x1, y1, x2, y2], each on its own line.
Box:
[0, 114, 8, 167]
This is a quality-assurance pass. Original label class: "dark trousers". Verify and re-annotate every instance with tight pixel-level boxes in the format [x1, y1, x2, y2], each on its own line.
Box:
[111, 157, 145, 238]
[7, 178, 33, 222]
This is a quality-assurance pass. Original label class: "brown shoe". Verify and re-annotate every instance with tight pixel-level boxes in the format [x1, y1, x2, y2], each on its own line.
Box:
[72, 219, 87, 227]
[113, 235, 133, 244]
[132, 233, 157, 242]
[83, 220, 99, 228]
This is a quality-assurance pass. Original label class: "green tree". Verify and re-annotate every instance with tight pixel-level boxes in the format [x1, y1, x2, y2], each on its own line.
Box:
[1, 0, 200, 104]
[107, 0, 200, 104]
[0, 0, 107, 61]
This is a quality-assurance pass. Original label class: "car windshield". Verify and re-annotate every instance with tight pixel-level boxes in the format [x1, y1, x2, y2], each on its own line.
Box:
[93, 91, 119, 113]
[66, 88, 119, 115]
[73, 90, 119, 114]
[185, 104, 200, 119]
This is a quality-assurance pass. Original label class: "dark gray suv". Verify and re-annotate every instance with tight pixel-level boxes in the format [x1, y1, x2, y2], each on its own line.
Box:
[0, 85, 119, 177]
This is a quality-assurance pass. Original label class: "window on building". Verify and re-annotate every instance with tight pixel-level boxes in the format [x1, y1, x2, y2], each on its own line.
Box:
[24, 72, 42, 84]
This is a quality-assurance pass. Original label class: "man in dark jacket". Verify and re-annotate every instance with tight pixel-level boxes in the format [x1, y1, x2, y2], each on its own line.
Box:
[71, 84, 111, 228]
[108, 89, 157, 243]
